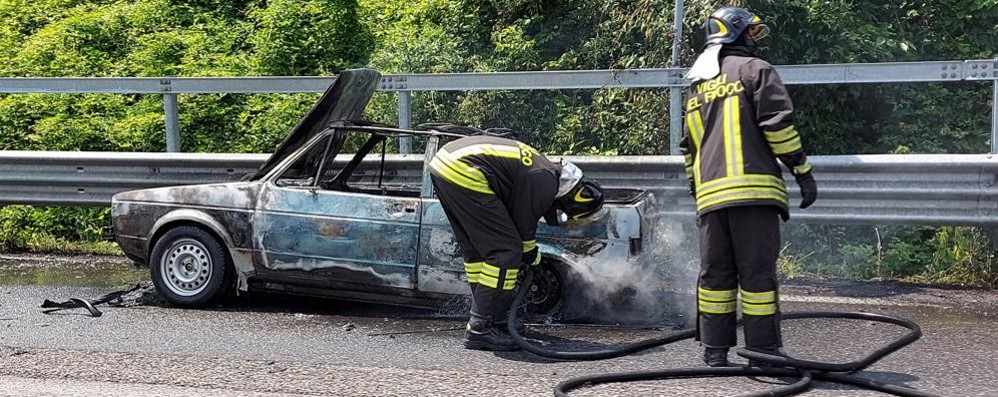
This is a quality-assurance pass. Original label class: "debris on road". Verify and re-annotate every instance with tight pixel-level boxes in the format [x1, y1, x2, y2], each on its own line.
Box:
[39, 284, 144, 317]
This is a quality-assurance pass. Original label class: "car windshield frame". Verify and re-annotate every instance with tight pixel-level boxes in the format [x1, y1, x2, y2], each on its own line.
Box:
[264, 122, 465, 195]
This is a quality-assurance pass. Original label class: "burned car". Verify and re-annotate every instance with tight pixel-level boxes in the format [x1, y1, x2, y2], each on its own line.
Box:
[111, 69, 655, 315]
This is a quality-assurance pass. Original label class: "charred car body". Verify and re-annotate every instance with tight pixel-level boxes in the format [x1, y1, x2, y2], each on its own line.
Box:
[111, 69, 655, 315]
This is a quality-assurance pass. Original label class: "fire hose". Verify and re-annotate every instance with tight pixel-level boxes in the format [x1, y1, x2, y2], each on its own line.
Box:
[507, 267, 944, 397]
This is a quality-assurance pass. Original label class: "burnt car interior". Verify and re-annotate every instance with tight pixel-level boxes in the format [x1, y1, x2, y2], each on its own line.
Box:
[274, 123, 463, 198]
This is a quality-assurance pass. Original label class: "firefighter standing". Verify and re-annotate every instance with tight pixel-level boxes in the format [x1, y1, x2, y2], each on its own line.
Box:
[428, 134, 605, 351]
[681, 7, 818, 367]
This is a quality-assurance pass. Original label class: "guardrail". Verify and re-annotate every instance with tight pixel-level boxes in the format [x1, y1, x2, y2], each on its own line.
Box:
[1, 59, 996, 154]
[1, 151, 994, 226]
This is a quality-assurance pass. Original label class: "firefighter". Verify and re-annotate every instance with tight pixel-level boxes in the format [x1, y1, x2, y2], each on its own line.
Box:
[428, 134, 605, 351]
[680, 7, 818, 367]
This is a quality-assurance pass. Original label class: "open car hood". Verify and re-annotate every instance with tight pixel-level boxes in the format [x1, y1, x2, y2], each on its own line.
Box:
[250, 68, 381, 180]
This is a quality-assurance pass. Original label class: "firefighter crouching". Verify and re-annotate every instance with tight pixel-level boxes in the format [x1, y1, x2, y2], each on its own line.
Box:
[681, 7, 819, 367]
[428, 135, 605, 351]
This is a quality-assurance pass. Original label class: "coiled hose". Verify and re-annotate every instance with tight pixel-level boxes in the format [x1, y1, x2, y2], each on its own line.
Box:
[507, 267, 944, 397]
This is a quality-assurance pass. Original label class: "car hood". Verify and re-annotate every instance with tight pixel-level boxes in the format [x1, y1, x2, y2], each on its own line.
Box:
[251, 68, 382, 180]
[112, 182, 261, 211]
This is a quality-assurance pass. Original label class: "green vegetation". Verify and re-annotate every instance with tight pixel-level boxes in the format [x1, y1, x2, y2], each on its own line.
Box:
[781, 225, 996, 287]
[0, 0, 995, 286]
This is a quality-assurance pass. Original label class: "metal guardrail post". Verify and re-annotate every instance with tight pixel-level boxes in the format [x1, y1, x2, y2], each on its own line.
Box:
[164, 93, 180, 152]
[667, 0, 686, 155]
[992, 61, 998, 154]
[398, 91, 412, 154]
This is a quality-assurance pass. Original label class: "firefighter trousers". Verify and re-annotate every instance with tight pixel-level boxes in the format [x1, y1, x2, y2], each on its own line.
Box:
[430, 173, 524, 323]
[696, 206, 782, 350]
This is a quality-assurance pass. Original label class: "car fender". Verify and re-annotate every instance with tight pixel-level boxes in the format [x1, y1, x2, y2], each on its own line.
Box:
[148, 209, 236, 253]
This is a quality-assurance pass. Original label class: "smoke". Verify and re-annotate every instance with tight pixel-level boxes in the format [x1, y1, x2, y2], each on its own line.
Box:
[560, 210, 700, 327]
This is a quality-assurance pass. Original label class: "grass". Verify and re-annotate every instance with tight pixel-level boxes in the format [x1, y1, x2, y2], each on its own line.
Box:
[776, 243, 814, 280]
[2, 234, 123, 256]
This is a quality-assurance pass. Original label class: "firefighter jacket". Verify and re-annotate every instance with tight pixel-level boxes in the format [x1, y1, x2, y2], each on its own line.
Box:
[680, 47, 812, 221]
[429, 136, 560, 252]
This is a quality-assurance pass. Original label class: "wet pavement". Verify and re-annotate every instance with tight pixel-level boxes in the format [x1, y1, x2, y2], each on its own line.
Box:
[0, 254, 996, 396]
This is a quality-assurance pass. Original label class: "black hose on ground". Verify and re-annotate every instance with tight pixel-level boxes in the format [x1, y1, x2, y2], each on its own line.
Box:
[554, 367, 813, 397]
[508, 268, 944, 397]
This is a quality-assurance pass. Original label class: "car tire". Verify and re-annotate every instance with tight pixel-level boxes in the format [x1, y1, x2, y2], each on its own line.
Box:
[149, 226, 233, 307]
[522, 258, 568, 318]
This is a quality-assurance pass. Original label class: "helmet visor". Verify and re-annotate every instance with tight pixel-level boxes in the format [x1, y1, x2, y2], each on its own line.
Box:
[747, 24, 770, 41]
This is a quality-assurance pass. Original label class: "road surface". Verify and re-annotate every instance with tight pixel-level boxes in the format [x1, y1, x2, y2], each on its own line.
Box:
[0, 254, 995, 396]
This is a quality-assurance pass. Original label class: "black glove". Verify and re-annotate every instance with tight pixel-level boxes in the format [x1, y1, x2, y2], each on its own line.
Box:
[688, 180, 696, 197]
[522, 247, 541, 267]
[795, 172, 817, 209]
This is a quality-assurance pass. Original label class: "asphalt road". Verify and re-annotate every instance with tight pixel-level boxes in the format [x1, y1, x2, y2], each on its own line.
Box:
[1, 254, 996, 396]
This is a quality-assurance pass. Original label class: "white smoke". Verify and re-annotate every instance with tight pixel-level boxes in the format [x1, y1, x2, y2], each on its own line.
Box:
[560, 211, 700, 327]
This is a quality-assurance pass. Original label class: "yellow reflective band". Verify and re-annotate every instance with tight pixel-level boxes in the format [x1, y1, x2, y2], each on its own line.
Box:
[764, 125, 798, 143]
[502, 279, 517, 290]
[478, 262, 503, 289]
[429, 159, 493, 194]
[699, 300, 737, 314]
[481, 263, 501, 278]
[769, 136, 802, 155]
[697, 190, 789, 212]
[742, 302, 778, 316]
[686, 112, 703, 150]
[696, 174, 786, 200]
[435, 150, 489, 183]
[732, 96, 744, 175]
[687, 111, 705, 186]
[698, 174, 784, 192]
[684, 153, 695, 180]
[464, 262, 483, 284]
[698, 186, 787, 205]
[698, 188, 788, 208]
[522, 240, 536, 252]
[740, 289, 776, 304]
[478, 274, 499, 289]
[697, 287, 737, 301]
[505, 268, 519, 280]
[449, 144, 522, 161]
[723, 96, 744, 176]
[794, 163, 813, 175]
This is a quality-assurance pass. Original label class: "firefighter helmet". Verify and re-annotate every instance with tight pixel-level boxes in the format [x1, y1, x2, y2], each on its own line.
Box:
[556, 177, 604, 220]
[705, 7, 769, 46]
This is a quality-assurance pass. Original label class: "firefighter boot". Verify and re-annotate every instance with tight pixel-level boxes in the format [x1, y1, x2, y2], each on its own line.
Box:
[464, 314, 519, 351]
[703, 347, 729, 367]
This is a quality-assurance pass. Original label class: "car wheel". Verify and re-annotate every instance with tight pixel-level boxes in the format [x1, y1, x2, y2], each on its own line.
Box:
[149, 226, 233, 307]
[522, 258, 566, 317]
